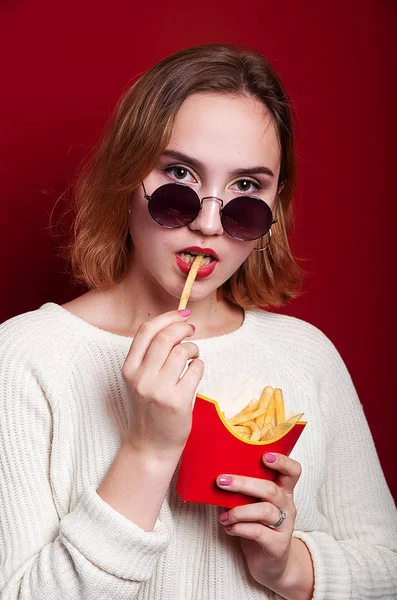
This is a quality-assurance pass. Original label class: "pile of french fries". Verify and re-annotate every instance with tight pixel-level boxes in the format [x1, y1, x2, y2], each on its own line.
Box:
[225, 386, 303, 442]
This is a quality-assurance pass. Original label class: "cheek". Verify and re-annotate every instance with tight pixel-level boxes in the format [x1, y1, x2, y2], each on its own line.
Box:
[128, 207, 177, 269]
[129, 194, 157, 245]
[130, 221, 167, 257]
[224, 239, 256, 273]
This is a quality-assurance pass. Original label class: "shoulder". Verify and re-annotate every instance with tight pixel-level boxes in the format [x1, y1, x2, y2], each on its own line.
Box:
[0, 304, 83, 413]
[0, 303, 81, 375]
[1, 302, 73, 343]
[246, 308, 346, 377]
[248, 307, 334, 348]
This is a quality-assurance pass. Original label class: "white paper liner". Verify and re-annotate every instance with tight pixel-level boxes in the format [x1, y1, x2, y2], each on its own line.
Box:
[199, 373, 294, 421]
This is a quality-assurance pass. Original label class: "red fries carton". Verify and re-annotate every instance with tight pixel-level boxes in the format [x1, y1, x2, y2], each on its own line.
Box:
[176, 374, 306, 509]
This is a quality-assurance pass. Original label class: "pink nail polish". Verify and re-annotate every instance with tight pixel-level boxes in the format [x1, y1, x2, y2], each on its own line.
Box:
[178, 309, 191, 317]
[190, 324, 196, 333]
[265, 452, 277, 463]
[218, 475, 232, 486]
[219, 511, 229, 522]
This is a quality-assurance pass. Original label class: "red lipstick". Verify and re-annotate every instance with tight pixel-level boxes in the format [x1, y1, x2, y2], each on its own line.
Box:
[179, 246, 219, 261]
[175, 246, 219, 278]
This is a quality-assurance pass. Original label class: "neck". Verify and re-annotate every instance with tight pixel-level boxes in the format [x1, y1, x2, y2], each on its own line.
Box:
[119, 269, 243, 338]
[84, 264, 244, 339]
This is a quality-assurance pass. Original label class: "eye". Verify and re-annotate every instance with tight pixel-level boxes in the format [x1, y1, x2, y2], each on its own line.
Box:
[231, 179, 260, 194]
[165, 166, 197, 183]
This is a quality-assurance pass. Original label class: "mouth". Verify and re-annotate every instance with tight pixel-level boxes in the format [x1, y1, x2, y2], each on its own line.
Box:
[176, 246, 219, 267]
[175, 246, 219, 278]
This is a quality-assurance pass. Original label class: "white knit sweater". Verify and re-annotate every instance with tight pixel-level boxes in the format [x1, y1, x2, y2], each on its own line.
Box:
[0, 303, 396, 600]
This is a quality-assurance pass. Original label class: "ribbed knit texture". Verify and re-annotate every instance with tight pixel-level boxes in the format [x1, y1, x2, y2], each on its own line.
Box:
[1, 303, 396, 600]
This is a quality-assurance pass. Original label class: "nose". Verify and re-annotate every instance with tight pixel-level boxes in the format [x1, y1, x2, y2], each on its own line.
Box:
[189, 197, 224, 237]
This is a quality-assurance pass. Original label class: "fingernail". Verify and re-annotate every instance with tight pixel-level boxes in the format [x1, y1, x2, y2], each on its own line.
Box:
[190, 324, 196, 333]
[178, 309, 191, 317]
[218, 475, 232, 486]
[219, 511, 229, 523]
[265, 452, 277, 463]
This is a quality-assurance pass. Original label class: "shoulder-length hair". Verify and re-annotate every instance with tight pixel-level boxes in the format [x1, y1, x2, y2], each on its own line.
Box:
[68, 43, 303, 308]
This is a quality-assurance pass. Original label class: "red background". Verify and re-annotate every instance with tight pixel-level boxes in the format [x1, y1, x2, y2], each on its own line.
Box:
[1, 1, 396, 500]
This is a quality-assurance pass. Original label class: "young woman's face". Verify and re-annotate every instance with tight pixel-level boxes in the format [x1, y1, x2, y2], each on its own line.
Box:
[129, 92, 281, 304]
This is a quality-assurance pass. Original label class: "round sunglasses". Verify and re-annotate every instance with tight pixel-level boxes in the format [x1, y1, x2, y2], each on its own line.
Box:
[142, 182, 277, 241]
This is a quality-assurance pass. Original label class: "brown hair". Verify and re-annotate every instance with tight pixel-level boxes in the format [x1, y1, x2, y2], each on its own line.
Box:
[68, 43, 303, 308]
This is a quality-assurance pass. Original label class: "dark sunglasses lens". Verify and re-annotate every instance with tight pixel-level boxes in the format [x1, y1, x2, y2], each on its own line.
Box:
[222, 197, 273, 240]
[149, 184, 200, 227]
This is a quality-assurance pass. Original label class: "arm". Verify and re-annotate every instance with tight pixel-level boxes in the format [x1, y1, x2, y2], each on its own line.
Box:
[292, 335, 397, 600]
[0, 358, 170, 600]
[1, 310, 202, 599]
[215, 330, 397, 600]
[96, 441, 179, 531]
[97, 309, 203, 531]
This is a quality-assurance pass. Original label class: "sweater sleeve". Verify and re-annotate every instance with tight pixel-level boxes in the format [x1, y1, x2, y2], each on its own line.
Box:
[0, 329, 172, 599]
[293, 333, 397, 600]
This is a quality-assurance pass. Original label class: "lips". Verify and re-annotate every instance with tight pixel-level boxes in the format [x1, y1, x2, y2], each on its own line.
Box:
[178, 246, 219, 261]
[175, 246, 219, 278]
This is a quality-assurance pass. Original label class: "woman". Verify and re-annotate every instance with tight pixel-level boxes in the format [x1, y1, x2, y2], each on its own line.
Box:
[0, 44, 396, 600]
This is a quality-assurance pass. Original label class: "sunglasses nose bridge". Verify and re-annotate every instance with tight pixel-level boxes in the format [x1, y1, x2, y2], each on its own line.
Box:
[198, 196, 224, 221]
[189, 195, 224, 236]
[200, 195, 224, 209]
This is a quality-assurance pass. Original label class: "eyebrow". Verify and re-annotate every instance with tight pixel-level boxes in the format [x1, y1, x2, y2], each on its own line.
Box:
[161, 149, 275, 178]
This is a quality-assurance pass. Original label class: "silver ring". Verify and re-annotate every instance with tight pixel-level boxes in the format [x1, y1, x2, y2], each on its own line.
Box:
[272, 509, 287, 528]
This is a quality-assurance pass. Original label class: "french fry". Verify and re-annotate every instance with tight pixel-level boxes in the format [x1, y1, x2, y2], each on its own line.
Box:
[287, 413, 304, 426]
[274, 388, 285, 425]
[244, 421, 261, 442]
[266, 422, 291, 439]
[264, 393, 276, 425]
[260, 413, 305, 441]
[242, 398, 260, 414]
[226, 404, 267, 426]
[232, 425, 252, 436]
[261, 425, 275, 441]
[178, 254, 204, 310]
[255, 386, 273, 427]
[225, 398, 259, 426]
[259, 423, 273, 440]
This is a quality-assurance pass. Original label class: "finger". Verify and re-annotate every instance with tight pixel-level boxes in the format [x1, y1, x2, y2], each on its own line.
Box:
[159, 341, 200, 384]
[125, 312, 193, 371]
[177, 357, 204, 394]
[125, 310, 192, 368]
[219, 501, 288, 530]
[142, 321, 196, 373]
[222, 521, 271, 545]
[216, 474, 285, 507]
[262, 453, 302, 495]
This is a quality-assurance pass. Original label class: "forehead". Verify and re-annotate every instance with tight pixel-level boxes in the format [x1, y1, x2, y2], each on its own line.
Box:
[167, 92, 281, 174]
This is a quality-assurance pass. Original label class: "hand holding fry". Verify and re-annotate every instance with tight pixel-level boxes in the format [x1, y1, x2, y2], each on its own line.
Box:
[122, 310, 204, 458]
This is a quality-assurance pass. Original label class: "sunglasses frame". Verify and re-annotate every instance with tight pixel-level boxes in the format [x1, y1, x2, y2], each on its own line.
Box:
[141, 181, 278, 241]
